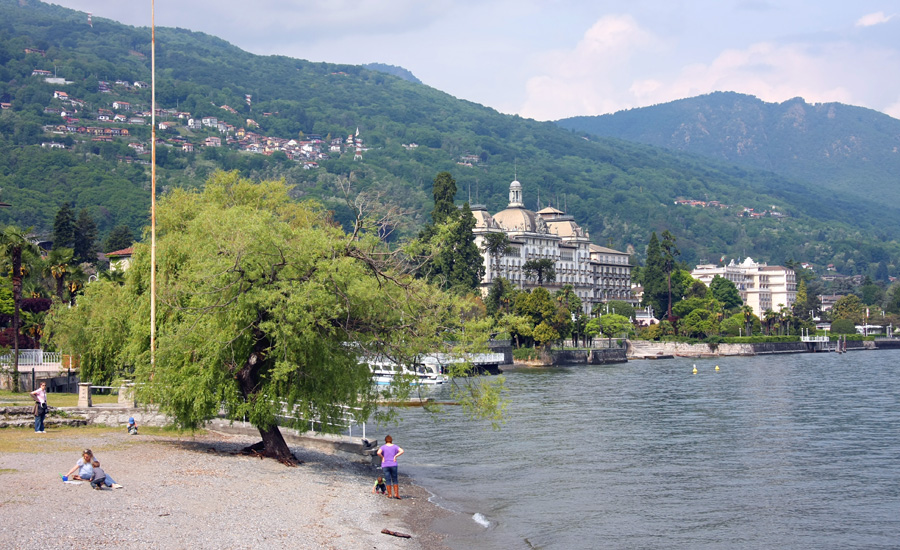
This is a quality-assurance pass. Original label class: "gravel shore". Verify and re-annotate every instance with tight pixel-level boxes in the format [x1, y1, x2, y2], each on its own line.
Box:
[0, 428, 451, 550]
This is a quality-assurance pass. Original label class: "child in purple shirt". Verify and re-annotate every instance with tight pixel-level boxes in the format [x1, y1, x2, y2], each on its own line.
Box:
[377, 435, 404, 499]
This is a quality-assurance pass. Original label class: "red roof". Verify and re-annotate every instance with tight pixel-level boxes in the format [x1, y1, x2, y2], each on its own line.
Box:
[106, 246, 134, 257]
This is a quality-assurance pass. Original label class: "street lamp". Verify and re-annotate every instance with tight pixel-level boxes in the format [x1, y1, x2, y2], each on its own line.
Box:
[149, 0, 157, 371]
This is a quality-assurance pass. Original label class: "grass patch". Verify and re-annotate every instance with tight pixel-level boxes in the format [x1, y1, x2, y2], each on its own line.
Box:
[0, 425, 126, 453]
[0, 468, 17, 474]
[0, 390, 119, 407]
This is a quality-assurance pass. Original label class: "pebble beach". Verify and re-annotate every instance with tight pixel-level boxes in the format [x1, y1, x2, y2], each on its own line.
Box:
[0, 427, 451, 550]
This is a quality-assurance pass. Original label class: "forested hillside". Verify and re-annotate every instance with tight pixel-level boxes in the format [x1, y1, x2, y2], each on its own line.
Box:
[0, 0, 898, 277]
[557, 92, 900, 206]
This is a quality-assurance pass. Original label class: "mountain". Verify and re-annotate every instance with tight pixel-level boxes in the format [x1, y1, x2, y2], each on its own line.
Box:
[0, 0, 898, 278]
[556, 92, 900, 206]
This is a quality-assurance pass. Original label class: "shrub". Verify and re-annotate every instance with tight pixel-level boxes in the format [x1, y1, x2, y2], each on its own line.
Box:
[830, 318, 857, 334]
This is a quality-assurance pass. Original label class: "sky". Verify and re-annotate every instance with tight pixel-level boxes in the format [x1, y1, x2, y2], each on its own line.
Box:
[47, 1, 900, 121]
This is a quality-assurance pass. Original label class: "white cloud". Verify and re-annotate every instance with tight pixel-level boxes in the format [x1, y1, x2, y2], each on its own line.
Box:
[518, 14, 900, 121]
[855, 11, 896, 27]
[519, 15, 662, 120]
[885, 99, 900, 120]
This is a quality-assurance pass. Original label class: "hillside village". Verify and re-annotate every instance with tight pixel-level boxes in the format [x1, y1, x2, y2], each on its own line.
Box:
[673, 198, 787, 219]
[21, 70, 368, 168]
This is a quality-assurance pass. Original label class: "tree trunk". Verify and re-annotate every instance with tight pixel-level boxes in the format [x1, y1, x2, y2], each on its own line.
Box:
[256, 423, 296, 465]
[235, 340, 298, 466]
[666, 272, 673, 319]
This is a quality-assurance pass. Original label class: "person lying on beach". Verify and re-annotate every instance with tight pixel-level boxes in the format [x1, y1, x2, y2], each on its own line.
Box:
[65, 449, 123, 488]
[372, 475, 387, 494]
[89, 460, 107, 490]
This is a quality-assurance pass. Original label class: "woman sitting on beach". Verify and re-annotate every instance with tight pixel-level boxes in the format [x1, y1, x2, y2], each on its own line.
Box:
[65, 449, 122, 489]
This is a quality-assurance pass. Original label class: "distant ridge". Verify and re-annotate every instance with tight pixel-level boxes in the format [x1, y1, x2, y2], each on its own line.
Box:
[556, 92, 900, 205]
[363, 63, 422, 85]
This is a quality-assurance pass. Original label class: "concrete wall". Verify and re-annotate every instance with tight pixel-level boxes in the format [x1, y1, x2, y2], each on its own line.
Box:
[488, 340, 514, 365]
[629, 340, 874, 357]
[591, 348, 628, 364]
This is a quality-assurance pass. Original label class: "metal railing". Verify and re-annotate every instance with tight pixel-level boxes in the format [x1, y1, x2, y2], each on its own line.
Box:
[0, 349, 62, 369]
[273, 402, 367, 440]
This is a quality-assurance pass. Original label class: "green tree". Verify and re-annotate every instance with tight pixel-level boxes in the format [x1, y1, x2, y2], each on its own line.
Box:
[858, 276, 884, 306]
[588, 313, 633, 346]
[792, 279, 810, 319]
[678, 309, 719, 339]
[45, 279, 133, 386]
[641, 232, 666, 315]
[685, 279, 708, 299]
[720, 313, 743, 336]
[497, 312, 532, 348]
[660, 230, 680, 318]
[830, 294, 866, 324]
[532, 321, 559, 350]
[672, 297, 710, 319]
[830, 318, 857, 334]
[416, 172, 484, 293]
[522, 258, 556, 286]
[104, 225, 136, 253]
[73, 208, 98, 264]
[52, 202, 76, 250]
[485, 277, 516, 318]
[50, 172, 504, 463]
[515, 286, 556, 328]
[709, 275, 742, 310]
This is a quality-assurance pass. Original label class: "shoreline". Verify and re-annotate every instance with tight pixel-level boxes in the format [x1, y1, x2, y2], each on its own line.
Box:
[0, 427, 454, 550]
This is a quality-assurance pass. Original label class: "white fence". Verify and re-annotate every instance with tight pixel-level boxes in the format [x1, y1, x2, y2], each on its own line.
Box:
[0, 349, 63, 372]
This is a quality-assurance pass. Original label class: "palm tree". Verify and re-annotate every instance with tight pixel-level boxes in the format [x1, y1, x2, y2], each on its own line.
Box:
[481, 232, 511, 282]
[43, 247, 74, 301]
[0, 226, 39, 392]
[523, 258, 556, 286]
[763, 309, 778, 336]
[65, 263, 87, 306]
[741, 305, 755, 336]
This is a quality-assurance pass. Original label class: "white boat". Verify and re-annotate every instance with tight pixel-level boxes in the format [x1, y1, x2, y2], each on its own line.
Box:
[368, 356, 449, 386]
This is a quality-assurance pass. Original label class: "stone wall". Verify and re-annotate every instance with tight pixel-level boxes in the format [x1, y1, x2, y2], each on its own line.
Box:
[66, 406, 172, 428]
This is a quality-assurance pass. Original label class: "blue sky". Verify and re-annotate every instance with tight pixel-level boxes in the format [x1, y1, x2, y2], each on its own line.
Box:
[49, 1, 900, 120]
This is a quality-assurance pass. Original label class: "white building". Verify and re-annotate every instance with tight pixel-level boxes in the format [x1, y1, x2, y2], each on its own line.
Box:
[471, 178, 633, 313]
[691, 257, 796, 317]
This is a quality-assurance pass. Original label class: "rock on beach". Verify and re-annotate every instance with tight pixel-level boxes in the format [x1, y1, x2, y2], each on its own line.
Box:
[0, 429, 449, 550]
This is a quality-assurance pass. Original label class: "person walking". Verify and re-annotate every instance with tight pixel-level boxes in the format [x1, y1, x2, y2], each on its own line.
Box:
[377, 435, 404, 499]
[30, 381, 48, 433]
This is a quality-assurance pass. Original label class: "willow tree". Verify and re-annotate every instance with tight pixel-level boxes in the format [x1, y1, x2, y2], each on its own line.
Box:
[51, 172, 502, 463]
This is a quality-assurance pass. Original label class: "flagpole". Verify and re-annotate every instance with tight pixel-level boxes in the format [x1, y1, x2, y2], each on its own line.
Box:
[150, 0, 157, 372]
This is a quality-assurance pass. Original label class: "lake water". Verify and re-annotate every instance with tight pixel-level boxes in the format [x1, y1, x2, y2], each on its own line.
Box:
[375, 350, 900, 550]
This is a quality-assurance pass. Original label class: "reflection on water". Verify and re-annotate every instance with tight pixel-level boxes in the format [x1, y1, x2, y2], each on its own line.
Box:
[375, 351, 900, 550]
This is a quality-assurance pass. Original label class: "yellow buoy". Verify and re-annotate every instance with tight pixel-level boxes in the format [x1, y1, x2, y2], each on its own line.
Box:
[715, 365, 720, 371]
[692, 365, 697, 374]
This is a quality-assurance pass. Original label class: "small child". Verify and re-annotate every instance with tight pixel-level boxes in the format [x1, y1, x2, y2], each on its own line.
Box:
[127, 417, 138, 435]
[372, 475, 387, 495]
[90, 460, 107, 490]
